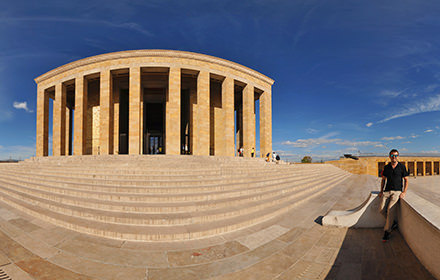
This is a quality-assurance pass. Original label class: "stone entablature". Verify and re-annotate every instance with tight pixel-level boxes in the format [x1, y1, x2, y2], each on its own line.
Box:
[328, 156, 440, 177]
[35, 50, 274, 158]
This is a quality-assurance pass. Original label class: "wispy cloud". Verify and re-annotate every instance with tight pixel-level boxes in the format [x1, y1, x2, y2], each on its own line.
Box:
[13, 101, 33, 113]
[425, 129, 433, 133]
[282, 138, 336, 148]
[0, 16, 154, 37]
[368, 94, 440, 126]
[381, 136, 405, 141]
[282, 134, 384, 149]
[306, 128, 319, 134]
[380, 89, 406, 98]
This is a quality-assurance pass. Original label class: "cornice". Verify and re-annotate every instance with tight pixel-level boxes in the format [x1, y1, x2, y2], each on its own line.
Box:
[35, 50, 274, 86]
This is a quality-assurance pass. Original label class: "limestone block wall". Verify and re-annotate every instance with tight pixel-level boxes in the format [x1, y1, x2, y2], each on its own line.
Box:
[328, 156, 440, 177]
[35, 50, 274, 158]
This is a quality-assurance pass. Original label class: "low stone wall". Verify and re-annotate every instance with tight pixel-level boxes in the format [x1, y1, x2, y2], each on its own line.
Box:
[398, 192, 440, 279]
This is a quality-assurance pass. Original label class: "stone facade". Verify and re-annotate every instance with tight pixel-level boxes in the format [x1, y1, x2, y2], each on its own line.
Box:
[35, 50, 274, 157]
[328, 156, 440, 177]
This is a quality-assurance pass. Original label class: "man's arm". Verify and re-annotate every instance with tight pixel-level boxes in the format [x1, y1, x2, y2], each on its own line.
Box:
[379, 176, 386, 197]
[400, 177, 408, 199]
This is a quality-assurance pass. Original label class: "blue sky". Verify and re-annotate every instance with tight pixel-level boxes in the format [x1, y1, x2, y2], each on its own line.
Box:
[1, 0, 440, 161]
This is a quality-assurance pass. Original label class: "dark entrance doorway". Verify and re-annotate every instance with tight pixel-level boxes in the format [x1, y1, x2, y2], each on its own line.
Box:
[143, 102, 164, 154]
[119, 89, 129, 154]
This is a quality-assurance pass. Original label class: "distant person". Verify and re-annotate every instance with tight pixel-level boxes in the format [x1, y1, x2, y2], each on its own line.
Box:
[240, 147, 244, 157]
[379, 149, 409, 242]
[251, 147, 255, 157]
[266, 152, 271, 162]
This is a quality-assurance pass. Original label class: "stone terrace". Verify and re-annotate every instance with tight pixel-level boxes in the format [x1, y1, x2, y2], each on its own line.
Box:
[0, 155, 434, 279]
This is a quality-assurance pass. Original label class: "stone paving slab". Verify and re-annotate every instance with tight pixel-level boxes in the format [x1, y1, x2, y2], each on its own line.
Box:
[0, 164, 436, 280]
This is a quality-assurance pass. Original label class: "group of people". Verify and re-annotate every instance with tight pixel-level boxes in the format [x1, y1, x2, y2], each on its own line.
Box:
[265, 151, 280, 162]
[236, 148, 281, 163]
[237, 147, 256, 157]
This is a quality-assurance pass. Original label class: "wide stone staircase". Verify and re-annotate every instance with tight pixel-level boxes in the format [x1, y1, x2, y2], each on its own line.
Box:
[0, 155, 351, 242]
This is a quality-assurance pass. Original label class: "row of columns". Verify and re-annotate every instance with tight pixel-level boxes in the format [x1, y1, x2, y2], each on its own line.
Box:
[405, 161, 440, 176]
[379, 161, 440, 176]
[36, 67, 272, 158]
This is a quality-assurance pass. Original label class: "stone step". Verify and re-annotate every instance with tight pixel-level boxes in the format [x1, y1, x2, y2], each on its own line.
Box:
[0, 175, 348, 241]
[0, 173, 349, 226]
[0, 173, 348, 219]
[0, 168, 327, 195]
[5, 164, 295, 177]
[0, 167, 311, 186]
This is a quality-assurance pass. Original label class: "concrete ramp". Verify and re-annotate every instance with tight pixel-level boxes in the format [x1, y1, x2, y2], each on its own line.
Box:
[323, 191, 385, 228]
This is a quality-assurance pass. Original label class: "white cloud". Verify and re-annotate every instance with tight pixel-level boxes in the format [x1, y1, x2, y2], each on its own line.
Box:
[366, 122, 373, 127]
[335, 140, 384, 147]
[425, 129, 433, 133]
[13, 101, 33, 113]
[282, 135, 384, 149]
[306, 128, 319, 134]
[282, 138, 337, 148]
[381, 136, 405, 141]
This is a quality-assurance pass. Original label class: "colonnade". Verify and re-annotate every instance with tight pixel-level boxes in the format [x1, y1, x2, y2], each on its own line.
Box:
[378, 159, 440, 177]
[35, 51, 274, 158]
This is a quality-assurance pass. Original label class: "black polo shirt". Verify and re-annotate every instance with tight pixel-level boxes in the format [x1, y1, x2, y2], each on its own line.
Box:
[382, 162, 408, 191]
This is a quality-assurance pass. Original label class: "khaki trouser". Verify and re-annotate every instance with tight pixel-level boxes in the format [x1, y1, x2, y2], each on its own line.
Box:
[379, 191, 401, 232]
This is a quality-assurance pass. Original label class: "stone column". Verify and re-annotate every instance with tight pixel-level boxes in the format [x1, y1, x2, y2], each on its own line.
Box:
[65, 108, 71, 156]
[222, 77, 235, 156]
[242, 84, 255, 157]
[193, 71, 210, 155]
[36, 85, 49, 157]
[100, 70, 113, 154]
[236, 106, 243, 155]
[422, 161, 426, 176]
[113, 88, 120, 154]
[259, 88, 272, 158]
[213, 83, 222, 156]
[74, 76, 87, 155]
[129, 67, 142, 155]
[189, 88, 197, 154]
[53, 83, 66, 156]
[166, 67, 181, 155]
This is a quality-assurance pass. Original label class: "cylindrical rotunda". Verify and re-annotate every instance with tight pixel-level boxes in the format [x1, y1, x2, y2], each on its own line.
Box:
[35, 50, 273, 157]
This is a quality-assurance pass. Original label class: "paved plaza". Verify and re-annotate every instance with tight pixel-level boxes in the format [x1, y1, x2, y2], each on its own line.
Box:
[0, 158, 437, 279]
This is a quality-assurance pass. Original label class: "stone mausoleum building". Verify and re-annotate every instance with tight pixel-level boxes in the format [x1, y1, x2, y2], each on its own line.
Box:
[35, 50, 274, 158]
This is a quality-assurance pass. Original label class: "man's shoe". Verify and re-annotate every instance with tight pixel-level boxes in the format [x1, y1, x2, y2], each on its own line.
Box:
[382, 231, 390, 242]
[391, 221, 398, 231]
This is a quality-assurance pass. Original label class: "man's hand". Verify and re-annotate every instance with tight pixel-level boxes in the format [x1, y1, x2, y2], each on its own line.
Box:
[400, 192, 406, 199]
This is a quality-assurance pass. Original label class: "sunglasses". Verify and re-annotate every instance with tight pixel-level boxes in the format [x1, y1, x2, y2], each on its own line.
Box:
[390, 154, 399, 158]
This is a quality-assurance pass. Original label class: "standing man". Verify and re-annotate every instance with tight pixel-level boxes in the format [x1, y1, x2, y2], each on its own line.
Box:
[379, 149, 409, 242]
